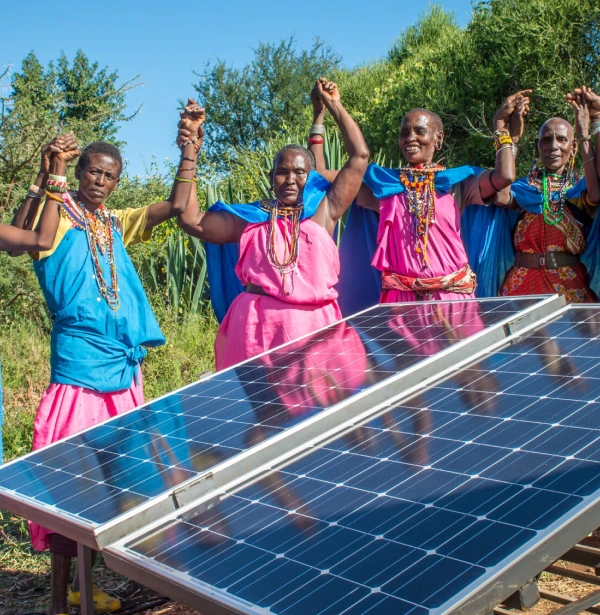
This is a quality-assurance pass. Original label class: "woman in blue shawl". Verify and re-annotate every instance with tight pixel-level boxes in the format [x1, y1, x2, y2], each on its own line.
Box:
[495, 86, 600, 303]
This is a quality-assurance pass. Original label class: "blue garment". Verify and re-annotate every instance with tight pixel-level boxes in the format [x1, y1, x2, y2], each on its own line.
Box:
[34, 219, 165, 393]
[337, 204, 381, 316]
[206, 171, 330, 323]
[511, 176, 586, 213]
[461, 205, 518, 298]
[363, 163, 482, 199]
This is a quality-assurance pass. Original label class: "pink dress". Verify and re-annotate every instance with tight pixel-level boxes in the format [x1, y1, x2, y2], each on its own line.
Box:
[29, 375, 143, 551]
[215, 219, 342, 371]
[373, 177, 482, 302]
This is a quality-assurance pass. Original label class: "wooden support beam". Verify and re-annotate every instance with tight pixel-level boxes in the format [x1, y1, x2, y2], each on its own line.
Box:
[560, 545, 600, 570]
[540, 589, 600, 615]
[547, 565, 600, 587]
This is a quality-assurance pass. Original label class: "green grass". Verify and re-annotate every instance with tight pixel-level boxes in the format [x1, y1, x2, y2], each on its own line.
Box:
[1, 301, 218, 463]
[0, 302, 218, 614]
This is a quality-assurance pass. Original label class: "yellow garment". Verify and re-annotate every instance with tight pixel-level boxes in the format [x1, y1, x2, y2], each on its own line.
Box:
[31, 197, 152, 261]
[567, 191, 598, 219]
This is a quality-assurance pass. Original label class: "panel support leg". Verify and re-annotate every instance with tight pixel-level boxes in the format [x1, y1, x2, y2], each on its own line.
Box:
[77, 542, 94, 615]
[503, 576, 540, 610]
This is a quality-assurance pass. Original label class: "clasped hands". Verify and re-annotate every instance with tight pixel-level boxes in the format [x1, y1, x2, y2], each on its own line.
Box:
[177, 98, 206, 153]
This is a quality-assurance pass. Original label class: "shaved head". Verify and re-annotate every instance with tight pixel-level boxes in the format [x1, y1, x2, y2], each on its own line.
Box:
[404, 108, 444, 133]
[539, 117, 574, 140]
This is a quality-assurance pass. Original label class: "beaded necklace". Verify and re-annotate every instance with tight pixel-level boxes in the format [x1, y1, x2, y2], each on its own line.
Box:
[261, 199, 303, 295]
[398, 163, 446, 264]
[62, 193, 120, 310]
[527, 165, 576, 226]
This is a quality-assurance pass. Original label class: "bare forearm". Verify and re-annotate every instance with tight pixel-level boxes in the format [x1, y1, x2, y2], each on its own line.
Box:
[12, 170, 47, 230]
[308, 109, 328, 175]
[167, 143, 199, 213]
[324, 100, 369, 162]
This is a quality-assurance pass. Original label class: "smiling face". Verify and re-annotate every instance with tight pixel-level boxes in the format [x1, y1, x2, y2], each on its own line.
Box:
[537, 118, 577, 174]
[398, 110, 443, 167]
[271, 149, 311, 206]
[75, 153, 121, 209]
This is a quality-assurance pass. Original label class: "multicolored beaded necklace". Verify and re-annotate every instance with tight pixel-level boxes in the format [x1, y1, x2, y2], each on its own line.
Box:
[398, 163, 446, 264]
[527, 162, 577, 226]
[261, 199, 303, 295]
[61, 193, 120, 310]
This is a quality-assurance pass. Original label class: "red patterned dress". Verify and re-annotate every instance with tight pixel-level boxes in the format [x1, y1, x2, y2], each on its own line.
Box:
[500, 194, 598, 303]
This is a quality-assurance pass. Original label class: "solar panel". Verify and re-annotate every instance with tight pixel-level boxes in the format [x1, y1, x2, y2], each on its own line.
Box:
[104, 303, 600, 615]
[0, 297, 560, 550]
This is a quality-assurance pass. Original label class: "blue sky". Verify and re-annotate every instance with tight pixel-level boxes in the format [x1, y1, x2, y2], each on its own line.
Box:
[1, 0, 474, 177]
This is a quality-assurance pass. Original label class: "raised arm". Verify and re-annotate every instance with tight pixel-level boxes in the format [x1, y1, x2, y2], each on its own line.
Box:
[479, 90, 531, 200]
[311, 79, 370, 235]
[143, 99, 205, 229]
[573, 87, 600, 200]
[0, 200, 59, 252]
[493, 92, 530, 208]
[308, 84, 340, 183]
[12, 133, 76, 232]
[568, 87, 600, 205]
[2, 139, 79, 252]
[176, 100, 247, 244]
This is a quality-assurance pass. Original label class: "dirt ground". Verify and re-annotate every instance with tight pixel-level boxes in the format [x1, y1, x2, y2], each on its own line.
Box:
[2, 525, 600, 615]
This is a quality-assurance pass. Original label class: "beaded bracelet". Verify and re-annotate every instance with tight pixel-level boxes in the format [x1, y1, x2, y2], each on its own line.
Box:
[591, 121, 600, 136]
[49, 174, 67, 183]
[175, 176, 197, 183]
[309, 124, 325, 136]
[28, 184, 44, 196]
[494, 134, 513, 150]
[308, 137, 325, 145]
[496, 144, 513, 155]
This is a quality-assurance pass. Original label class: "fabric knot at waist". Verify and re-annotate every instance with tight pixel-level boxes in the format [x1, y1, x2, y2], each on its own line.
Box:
[125, 345, 147, 364]
[382, 264, 477, 300]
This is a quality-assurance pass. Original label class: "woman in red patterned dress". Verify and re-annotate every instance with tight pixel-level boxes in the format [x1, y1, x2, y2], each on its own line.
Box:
[499, 87, 600, 303]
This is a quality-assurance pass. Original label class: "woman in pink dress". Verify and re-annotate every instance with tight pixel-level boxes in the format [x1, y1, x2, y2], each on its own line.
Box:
[310, 91, 531, 302]
[179, 79, 369, 370]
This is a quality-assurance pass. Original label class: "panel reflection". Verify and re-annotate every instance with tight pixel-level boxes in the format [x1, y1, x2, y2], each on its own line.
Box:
[0, 299, 538, 527]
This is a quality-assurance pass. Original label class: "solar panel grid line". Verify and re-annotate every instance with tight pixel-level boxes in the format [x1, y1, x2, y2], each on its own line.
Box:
[0, 296, 566, 553]
[103, 303, 600, 615]
[95, 295, 567, 544]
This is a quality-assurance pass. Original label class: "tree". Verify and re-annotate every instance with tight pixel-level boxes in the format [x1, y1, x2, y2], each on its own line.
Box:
[339, 0, 600, 173]
[194, 36, 341, 158]
[0, 50, 140, 210]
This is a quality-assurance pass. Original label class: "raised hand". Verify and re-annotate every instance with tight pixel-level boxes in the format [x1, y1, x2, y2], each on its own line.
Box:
[567, 86, 600, 122]
[508, 93, 530, 143]
[55, 132, 80, 163]
[40, 134, 74, 174]
[494, 89, 533, 133]
[316, 78, 341, 105]
[567, 90, 591, 139]
[311, 82, 325, 116]
[177, 98, 206, 152]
